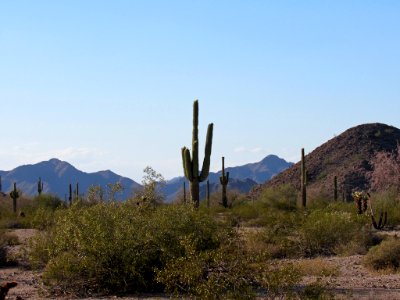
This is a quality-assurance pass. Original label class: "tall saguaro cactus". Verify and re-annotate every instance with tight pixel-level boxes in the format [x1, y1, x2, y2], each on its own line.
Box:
[301, 148, 307, 207]
[10, 182, 19, 214]
[38, 177, 44, 195]
[220, 156, 230, 208]
[181, 100, 214, 208]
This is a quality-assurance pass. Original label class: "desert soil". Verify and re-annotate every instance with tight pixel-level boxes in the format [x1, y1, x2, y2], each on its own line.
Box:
[2, 229, 400, 299]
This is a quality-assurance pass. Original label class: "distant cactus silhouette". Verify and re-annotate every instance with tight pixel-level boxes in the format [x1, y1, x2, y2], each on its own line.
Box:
[38, 177, 44, 195]
[75, 182, 79, 201]
[181, 100, 213, 208]
[301, 148, 307, 207]
[69, 183, 72, 206]
[9, 182, 19, 213]
[220, 157, 230, 208]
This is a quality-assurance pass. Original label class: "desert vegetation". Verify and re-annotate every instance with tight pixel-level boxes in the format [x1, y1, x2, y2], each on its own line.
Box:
[2, 111, 400, 299]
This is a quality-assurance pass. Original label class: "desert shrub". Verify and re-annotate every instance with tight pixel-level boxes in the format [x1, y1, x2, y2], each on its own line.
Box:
[157, 236, 255, 299]
[0, 231, 18, 266]
[300, 209, 370, 256]
[368, 190, 400, 227]
[31, 194, 65, 210]
[259, 185, 298, 211]
[29, 203, 248, 296]
[363, 237, 400, 272]
[256, 210, 303, 258]
[254, 262, 302, 299]
[300, 279, 333, 300]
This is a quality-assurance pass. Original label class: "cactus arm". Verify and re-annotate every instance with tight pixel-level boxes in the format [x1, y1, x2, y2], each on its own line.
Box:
[182, 147, 194, 181]
[199, 123, 214, 182]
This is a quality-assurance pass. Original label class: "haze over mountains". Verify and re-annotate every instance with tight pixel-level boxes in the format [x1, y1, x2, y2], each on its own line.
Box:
[0, 155, 292, 202]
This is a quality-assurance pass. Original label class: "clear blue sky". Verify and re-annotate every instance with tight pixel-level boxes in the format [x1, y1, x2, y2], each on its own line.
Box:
[1, 1, 399, 181]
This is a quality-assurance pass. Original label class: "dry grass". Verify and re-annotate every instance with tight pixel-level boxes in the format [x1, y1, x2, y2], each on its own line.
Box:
[294, 258, 339, 277]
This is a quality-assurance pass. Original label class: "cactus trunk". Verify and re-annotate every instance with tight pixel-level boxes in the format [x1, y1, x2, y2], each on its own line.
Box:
[220, 156, 229, 208]
[301, 148, 307, 208]
[38, 177, 44, 195]
[76, 182, 79, 201]
[69, 183, 72, 206]
[181, 100, 213, 208]
[10, 182, 19, 214]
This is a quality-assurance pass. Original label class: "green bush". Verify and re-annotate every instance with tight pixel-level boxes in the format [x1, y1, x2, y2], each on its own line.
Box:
[363, 237, 400, 271]
[300, 209, 370, 256]
[259, 185, 298, 211]
[29, 203, 250, 297]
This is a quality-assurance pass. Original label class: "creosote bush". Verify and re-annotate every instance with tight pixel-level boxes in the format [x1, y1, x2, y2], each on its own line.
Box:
[29, 203, 258, 297]
[300, 209, 370, 256]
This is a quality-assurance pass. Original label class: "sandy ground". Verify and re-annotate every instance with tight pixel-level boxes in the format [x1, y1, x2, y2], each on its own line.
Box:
[2, 229, 400, 299]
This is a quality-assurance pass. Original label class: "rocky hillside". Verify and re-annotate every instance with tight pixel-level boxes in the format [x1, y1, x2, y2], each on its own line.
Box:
[251, 123, 400, 199]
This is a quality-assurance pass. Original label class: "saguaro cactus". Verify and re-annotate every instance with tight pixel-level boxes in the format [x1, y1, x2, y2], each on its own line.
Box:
[181, 100, 214, 208]
[0, 176, 2, 193]
[301, 148, 307, 207]
[69, 183, 72, 206]
[334, 176, 338, 201]
[75, 182, 79, 201]
[38, 177, 44, 195]
[10, 182, 19, 214]
[220, 156, 230, 208]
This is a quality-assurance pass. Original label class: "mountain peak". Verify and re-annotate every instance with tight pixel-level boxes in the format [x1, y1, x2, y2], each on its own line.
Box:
[252, 123, 400, 199]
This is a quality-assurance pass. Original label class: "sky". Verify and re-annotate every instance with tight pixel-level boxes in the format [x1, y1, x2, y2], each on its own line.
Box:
[1, 1, 399, 182]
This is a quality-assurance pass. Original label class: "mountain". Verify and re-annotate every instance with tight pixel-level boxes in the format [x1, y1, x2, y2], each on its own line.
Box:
[0, 158, 141, 200]
[251, 123, 400, 200]
[0, 154, 292, 202]
[163, 155, 293, 201]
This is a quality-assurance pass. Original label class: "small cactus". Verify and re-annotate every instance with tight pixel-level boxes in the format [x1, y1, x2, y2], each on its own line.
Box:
[353, 191, 368, 214]
[371, 211, 387, 230]
[220, 157, 229, 208]
[9, 182, 19, 214]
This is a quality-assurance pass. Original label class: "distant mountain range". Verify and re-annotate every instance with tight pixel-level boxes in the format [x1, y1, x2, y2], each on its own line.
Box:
[0, 155, 292, 202]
